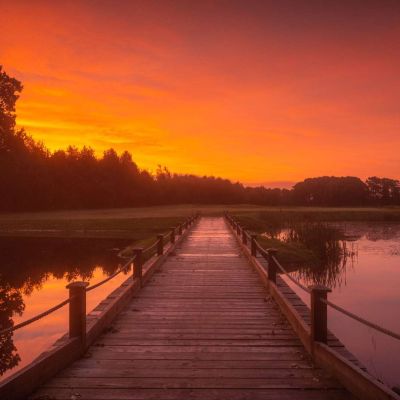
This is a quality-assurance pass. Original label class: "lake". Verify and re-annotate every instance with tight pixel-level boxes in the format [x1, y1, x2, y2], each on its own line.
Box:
[1, 224, 399, 388]
[280, 222, 400, 388]
[0, 236, 133, 381]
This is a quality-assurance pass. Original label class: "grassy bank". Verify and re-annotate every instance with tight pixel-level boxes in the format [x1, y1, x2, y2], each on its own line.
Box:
[232, 206, 400, 223]
[0, 212, 186, 242]
[232, 210, 364, 267]
[1, 204, 399, 241]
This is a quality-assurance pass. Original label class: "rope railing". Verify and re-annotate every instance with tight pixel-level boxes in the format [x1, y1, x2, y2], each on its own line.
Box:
[86, 257, 134, 292]
[0, 298, 71, 336]
[254, 240, 268, 257]
[225, 212, 400, 344]
[321, 297, 400, 341]
[142, 241, 158, 260]
[0, 213, 200, 337]
[271, 254, 311, 294]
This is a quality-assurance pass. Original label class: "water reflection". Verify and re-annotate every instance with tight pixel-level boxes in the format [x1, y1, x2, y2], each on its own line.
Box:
[290, 222, 400, 289]
[271, 222, 400, 387]
[263, 222, 358, 288]
[0, 236, 132, 377]
[0, 283, 24, 375]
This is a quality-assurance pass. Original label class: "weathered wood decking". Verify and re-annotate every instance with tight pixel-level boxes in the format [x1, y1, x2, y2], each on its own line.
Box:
[32, 217, 354, 400]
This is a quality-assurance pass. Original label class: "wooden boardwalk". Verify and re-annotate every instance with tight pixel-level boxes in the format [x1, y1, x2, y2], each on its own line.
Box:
[33, 217, 354, 400]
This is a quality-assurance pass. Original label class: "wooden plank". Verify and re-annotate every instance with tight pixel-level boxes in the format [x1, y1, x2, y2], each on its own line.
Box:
[64, 358, 314, 369]
[57, 367, 328, 379]
[43, 376, 343, 389]
[31, 388, 355, 400]
[32, 217, 356, 400]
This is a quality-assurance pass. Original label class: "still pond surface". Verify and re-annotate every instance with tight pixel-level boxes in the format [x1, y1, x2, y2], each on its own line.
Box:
[0, 237, 133, 382]
[0, 224, 399, 388]
[281, 222, 400, 388]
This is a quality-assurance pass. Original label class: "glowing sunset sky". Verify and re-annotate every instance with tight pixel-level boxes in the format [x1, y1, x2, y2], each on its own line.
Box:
[1, 0, 399, 185]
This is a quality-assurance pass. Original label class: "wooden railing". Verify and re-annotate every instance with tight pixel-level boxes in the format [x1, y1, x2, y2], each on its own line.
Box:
[225, 212, 400, 400]
[0, 213, 200, 400]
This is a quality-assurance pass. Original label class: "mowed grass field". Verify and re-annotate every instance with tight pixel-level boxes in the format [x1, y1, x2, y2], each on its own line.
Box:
[0, 204, 400, 240]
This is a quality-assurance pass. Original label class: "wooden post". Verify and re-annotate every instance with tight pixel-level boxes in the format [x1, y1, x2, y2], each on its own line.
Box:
[251, 234, 257, 257]
[157, 234, 164, 256]
[178, 224, 183, 235]
[242, 229, 247, 245]
[310, 285, 331, 343]
[267, 249, 278, 283]
[170, 227, 175, 243]
[66, 281, 89, 343]
[133, 248, 143, 286]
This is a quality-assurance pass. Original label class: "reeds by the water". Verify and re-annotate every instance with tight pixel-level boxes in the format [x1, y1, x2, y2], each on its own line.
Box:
[237, 213, 358, 288]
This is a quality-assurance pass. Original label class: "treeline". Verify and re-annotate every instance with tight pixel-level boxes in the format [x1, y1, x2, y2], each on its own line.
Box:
[1, 66, 399, 211]
[293, 176, 400, 206]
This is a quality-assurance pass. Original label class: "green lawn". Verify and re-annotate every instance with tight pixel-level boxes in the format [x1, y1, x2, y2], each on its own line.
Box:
[0, 204, 399, 241]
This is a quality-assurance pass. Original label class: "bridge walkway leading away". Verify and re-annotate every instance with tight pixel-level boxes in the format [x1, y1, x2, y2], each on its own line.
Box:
[32, 217, 354, 400]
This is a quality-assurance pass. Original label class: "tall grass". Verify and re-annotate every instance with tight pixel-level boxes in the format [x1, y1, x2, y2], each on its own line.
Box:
[236, 213, 358, 288]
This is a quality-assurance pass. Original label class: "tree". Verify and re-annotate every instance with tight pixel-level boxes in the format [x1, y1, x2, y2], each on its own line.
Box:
[366, 177, 400, 205]
[1, 67, 400, 210]
[0, 65, 22, 134]
[292, 177, 369, 206]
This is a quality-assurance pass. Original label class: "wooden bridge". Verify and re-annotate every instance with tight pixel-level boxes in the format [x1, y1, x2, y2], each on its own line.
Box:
[1, 216, 399, 400]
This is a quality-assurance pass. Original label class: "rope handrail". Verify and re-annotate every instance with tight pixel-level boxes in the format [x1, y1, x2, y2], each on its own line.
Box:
[272, 250, 400, 340]
[0, 255, 136, 335]
[0, 298, 70, 336]
[227, 215, 400, 340]
[87, 218, 193, 292]
[229, 215, 310, 293]
[226, 213, 400, 342]
[321, 298, 400, 340]
[271, 255, 311, 294]
[143, 241, 158, 257]
[254, 239, 268, 256]
[86, 256, 135, 292]
[0, 215, 196, 337]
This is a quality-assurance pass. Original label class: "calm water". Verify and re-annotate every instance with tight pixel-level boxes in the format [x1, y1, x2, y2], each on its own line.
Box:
[0, 237, 133, 381]
[281, 222, 400, 388]
[1, 225, 400, 388]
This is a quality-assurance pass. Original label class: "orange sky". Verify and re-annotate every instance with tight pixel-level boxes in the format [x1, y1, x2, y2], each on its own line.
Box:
[1, 0, 399, 186]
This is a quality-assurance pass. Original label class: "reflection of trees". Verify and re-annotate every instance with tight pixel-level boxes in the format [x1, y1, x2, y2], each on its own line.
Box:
[363, 224, 400, 242]
[331, 222, 400, 242]
[0, 282, 24, 375]
[0, 237, 131, 294]
[280, 223, 357, 289]
[282, 221, 400, 287]
[0, 236, 131, 376]
[291, 243, 356, 288]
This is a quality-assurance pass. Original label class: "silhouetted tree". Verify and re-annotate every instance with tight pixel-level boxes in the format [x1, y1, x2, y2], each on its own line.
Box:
[292, 177, 369, 206]
[1, 67, 399, 210]
[366, 177, 400, 205]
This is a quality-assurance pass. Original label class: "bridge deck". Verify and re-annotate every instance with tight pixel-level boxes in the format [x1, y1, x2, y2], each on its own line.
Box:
[33, 217, 354, 400]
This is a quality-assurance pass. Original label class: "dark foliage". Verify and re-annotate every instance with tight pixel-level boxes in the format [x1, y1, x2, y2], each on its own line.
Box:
[1, 67, 399, 211]
[292, 176, 369, 206]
